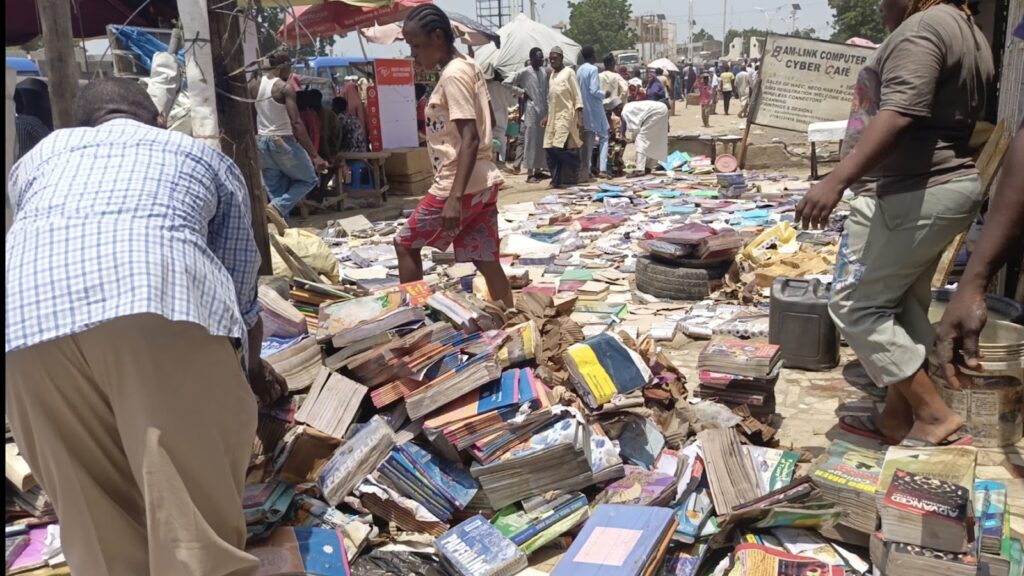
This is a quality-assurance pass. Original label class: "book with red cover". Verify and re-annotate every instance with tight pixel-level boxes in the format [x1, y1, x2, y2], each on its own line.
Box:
[881, 469, 972, 552]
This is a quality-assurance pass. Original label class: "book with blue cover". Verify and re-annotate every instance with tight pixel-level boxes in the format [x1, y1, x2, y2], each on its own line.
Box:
[492, 492, 590, 554]
[564, 333, 653, 408]
[248, 527, 350, 575]
[435, 514, 527, 576]
[376, 442, 478, 522]
[552, 504, 677, 576]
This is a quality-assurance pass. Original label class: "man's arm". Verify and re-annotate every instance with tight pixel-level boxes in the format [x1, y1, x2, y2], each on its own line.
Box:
[935, 126, 1024, 386]
[794, 109, 914, 228]
[585, 68, 604, 101]
[208, 156, 287, 404]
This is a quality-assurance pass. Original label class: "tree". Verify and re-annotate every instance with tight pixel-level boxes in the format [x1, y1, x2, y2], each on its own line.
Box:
[252, 6, 332, 59]
[828, 0, 886, 43]
[566, 0, 638, 58]
[691, 28, 715, 42]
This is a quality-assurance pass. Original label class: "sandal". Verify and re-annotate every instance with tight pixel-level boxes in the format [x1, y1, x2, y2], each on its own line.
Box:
[839, 415, 899, 445]
[899, 429, 975, 447]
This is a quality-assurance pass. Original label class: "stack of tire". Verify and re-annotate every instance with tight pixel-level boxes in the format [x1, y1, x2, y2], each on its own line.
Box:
[635, 255, 734, 300]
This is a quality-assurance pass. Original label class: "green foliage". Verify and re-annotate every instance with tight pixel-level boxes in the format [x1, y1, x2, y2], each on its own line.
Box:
[828, 0, 887, 43]
[566, 0, 638, 58]
[253, 7, 332, 59]
[691, 28, 715, 42]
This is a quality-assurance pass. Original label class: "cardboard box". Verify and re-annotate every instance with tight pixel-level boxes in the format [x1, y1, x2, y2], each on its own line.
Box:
[384, 147, 431, 178]
[389, 176, 434, 196]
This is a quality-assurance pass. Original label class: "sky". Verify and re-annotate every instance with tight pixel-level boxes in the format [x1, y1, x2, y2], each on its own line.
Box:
[79, 0, 837, 60]
[329, 0, 837, 58]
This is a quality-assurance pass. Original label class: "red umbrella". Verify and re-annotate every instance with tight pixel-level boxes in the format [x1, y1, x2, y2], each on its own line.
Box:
[6, 0, 175, 47]
[277, 0, 431, 46]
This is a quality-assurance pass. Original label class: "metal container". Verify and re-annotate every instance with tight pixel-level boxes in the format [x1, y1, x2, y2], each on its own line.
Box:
[769, 277, 840, 371]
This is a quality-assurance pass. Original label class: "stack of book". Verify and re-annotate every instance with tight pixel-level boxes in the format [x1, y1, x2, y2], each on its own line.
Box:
[294, 368, 366, 439]
[422, 368, 551, 453]
[435, 514, 528, 576]
[695, 341, 781, 421]
[343, 323, 457, 385]
[469, 416, 615, 509]
[316, 292, 426, 350]
[697, 428, 762, 516]
[317, 417, 396, 506]
[492, 492, 590, 555]
[354, 476, 449, 537]
[427, 292, 503, 334]
[810, 440, 883, 539]
[247, 526, 351, 575]
[259, 284, 308, 339]
[974, 480, 1021, 576]
[405, 354, 502, 420]
[551, 505, 677, 576]
[375, 442, 478, 524]
[593, 466, 678, 507]
[872, 445, 981, 576]
[265, 335, 322, 393]
[563, 333, 653, 409]
[880, 469, 971, 552]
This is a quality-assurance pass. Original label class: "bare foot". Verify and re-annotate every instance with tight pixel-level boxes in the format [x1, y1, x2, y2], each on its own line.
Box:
[905, 406, 963, 445]
[875, 390, 913, 443]
[893, 367, 964, 445]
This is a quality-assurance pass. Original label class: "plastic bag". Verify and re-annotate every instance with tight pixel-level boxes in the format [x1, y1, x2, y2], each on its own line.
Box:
[271, 228, 341, 283]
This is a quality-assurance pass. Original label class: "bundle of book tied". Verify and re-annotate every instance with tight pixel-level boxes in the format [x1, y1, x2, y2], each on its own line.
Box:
[695, 340, 782, 421]
[873, 445, 982, 576]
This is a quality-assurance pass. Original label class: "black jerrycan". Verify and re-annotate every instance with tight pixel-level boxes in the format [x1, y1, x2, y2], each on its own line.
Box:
[769, 277, 840, 371]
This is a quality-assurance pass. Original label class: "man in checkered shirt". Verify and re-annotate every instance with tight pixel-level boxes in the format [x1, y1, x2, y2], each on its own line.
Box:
[5, 78, 286, 576]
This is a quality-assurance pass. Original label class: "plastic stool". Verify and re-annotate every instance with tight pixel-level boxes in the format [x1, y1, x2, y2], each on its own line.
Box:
[347, 160, 375, 190]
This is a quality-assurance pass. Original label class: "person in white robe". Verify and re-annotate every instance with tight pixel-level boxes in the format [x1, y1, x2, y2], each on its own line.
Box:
[615, 99, 669, 175]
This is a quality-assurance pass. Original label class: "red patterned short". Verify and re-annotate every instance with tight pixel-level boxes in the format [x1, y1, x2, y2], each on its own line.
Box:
[396, 185, 500, 262]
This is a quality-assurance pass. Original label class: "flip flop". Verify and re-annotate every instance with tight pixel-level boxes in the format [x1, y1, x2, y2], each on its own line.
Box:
[899, 429, 975, 447]
[842, 360, 886, 400]
[839, 415, 899, 445]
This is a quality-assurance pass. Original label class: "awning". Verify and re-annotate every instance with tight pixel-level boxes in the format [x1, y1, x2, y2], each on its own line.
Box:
[276, 0, 431, 46]
[359, 12, 498, 48]
[6, 0, 176, 47]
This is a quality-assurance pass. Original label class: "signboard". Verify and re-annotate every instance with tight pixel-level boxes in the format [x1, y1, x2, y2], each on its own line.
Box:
[367, 59, 417, 151]
[751, 35, 874, 133]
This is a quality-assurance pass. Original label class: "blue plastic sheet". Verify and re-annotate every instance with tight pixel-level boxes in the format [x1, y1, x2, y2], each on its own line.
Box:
[113, 26, 185, 72]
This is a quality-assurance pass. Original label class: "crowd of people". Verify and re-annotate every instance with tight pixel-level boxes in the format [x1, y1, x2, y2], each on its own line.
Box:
[491, 50, 760, 183]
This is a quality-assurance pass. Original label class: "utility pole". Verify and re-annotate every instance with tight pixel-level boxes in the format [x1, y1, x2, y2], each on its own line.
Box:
[208, 1, 273, 274]
[721, 0, 728, 62]
[178, 0, 221, 151]
[687, 0, 694, 63]
[36, 0, 79, 129]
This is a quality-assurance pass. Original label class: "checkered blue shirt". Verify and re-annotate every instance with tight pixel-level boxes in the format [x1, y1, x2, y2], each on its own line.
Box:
[6, 118, 261, 356]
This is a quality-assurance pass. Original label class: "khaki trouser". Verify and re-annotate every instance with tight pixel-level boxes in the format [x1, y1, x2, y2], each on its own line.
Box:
[6, 314, 260, 576]
[829, 176, 982, 387]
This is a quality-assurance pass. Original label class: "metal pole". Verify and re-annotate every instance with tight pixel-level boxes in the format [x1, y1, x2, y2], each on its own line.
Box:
[688, 0, 693, 63]
[721, 0, 728, 61]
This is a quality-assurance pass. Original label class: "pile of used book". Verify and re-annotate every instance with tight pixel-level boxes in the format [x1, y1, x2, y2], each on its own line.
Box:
[5, 420, 66, 574]
[694, 340, 781, 421]
[8, 166, 1022, 576]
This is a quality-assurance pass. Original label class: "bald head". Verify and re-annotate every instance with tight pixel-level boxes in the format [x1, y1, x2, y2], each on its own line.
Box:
[73, 78, 160, 128]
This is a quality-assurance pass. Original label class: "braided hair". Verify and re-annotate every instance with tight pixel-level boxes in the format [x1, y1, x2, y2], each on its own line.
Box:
[906, 0, 971, 18]
[404, 4, 455, 46]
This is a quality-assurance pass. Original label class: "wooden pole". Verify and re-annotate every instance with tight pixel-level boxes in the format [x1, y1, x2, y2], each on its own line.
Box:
[178, 0, 222, 151]
[208, 2, 273, 274]
[36, 0, 79, 129]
